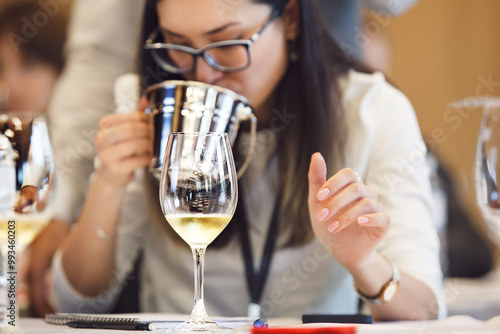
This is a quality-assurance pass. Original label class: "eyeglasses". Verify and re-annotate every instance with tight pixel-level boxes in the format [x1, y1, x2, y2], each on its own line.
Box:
[144, 9, 281, 74]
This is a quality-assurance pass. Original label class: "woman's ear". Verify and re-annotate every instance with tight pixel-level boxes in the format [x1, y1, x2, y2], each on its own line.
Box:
[284, 0, 300, 40]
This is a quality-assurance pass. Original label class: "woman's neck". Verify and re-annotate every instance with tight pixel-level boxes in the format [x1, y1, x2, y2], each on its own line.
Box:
[254, 94, 277, 130]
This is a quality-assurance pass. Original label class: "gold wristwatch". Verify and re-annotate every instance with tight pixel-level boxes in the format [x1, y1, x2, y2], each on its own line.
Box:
[355, 258, 400, 305]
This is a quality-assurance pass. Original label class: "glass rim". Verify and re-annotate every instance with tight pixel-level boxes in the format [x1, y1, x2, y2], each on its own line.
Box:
[169, 132, 229, 137]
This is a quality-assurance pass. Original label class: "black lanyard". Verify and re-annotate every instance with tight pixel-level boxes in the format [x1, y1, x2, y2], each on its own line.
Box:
[236, 192, 280, 318]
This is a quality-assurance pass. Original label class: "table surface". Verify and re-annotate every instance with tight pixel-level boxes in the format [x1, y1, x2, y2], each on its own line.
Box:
[7, 314, 500, 333]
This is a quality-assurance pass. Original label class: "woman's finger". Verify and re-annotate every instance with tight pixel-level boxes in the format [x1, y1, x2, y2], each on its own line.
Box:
[357, 212, 391, 228]
[98, 111, 151, 129]
[315, 183, 378, 221]
[316, 168, 361, 202]
[308, 153, 328, 211]
[108, 154, 152, 177]
[100, 138, 152, 164]
[96, 122, 152, 147]
[325, 197, 385, 233]
[138, 95, 149, 111]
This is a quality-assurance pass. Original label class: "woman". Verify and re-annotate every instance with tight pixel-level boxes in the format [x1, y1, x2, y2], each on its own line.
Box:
[53, 0, 445, 320]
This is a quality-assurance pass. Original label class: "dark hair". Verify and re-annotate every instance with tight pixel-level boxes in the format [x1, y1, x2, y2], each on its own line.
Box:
[141, 0, 365, 247]
[0, 1, 71, 74]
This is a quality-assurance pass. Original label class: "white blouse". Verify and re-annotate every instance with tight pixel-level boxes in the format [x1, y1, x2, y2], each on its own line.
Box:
[52, 70, 446, 319]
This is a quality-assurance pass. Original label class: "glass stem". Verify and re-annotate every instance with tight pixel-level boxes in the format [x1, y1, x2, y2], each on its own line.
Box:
[190, 247, 209, 321]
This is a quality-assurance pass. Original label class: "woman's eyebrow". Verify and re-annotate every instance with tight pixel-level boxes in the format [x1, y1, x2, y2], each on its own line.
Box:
[203, 22, 239, 36]
[161, 22, 240, 38]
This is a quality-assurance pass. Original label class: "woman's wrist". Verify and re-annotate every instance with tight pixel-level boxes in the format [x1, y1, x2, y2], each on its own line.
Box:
[349, 252, 393, 298]
[93, 169, 129, 195]
[81, 170, 127, 238]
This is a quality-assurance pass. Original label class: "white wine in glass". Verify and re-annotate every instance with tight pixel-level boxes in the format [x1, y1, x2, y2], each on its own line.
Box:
[0, 112, 55, 332]
[160, 132, 238, 332]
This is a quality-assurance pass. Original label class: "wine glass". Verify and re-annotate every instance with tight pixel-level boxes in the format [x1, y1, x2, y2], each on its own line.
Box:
[0, 112, 55, 332]
[159, 132, 238, 332]
[474, 99, 500, 245]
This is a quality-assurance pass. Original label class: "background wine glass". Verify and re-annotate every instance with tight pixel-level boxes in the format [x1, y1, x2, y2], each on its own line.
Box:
[160, 132, 238, 332]
[475, 99, 500, 245]
[0, 112, 55, 331]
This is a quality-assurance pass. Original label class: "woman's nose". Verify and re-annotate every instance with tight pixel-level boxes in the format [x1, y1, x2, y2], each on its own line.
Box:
[191, 56, 223, 84]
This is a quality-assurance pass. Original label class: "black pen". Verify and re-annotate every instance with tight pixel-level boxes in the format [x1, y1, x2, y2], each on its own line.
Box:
[302, 314, 373, 324]
[66, 320, 155, 331]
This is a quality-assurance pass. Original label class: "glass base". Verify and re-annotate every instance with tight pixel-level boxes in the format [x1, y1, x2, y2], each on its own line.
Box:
[166, 318, 232, 333]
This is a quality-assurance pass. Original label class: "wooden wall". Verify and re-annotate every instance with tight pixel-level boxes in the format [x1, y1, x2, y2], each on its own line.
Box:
[383, 0, 500, 243]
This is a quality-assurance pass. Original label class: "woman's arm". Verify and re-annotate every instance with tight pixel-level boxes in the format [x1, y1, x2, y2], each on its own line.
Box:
[307, 70, 445, 320]
[60, 175, 126, 296]
[59, 111, 153, 297]
[348, 251, 437, 320]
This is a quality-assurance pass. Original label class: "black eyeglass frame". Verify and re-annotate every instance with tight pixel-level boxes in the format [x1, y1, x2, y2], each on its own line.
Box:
[144, 8, 281, 74]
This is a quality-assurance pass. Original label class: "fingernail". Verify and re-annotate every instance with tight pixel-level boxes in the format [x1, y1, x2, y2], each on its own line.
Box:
[316, 208, 329, 221]
[317, 188, 330, 201]
[358, 216, 369, 224]
[328, 221, 340, 233]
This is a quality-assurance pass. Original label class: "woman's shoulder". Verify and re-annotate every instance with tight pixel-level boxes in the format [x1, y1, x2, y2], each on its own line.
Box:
[340, 70, 406, 104]
[340, 69, 415, 123]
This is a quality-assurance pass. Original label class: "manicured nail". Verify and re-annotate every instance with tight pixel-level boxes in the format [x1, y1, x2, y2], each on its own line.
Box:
[317, 188, 330, 201]
[316, 208, 329, 221]
[358, 216, 369, 224]
[328, 221, 340, 233]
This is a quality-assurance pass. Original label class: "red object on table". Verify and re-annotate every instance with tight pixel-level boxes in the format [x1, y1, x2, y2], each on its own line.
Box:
[252, 326, 357, 333]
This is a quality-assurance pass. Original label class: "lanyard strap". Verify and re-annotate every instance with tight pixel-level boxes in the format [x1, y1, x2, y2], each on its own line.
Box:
[236, 194, 280, 318]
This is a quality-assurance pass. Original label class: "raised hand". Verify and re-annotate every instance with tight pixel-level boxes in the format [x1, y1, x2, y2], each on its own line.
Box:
[307, 152, 390, 271]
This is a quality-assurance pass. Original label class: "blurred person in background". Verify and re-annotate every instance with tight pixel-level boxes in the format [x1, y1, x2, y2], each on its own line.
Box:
[0, 0, 72, 317]
[313, 0, 418, 64]
[21, 0, 146, 317]
[0, 0, 68, 113]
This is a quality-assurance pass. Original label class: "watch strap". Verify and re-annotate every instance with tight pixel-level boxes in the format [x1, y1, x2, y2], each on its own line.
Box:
[355, 257, 400, 305]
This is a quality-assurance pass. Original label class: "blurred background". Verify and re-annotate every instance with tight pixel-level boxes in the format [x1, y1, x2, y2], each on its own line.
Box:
[383, 0, 500, 250]
[362, 0, 500, 318]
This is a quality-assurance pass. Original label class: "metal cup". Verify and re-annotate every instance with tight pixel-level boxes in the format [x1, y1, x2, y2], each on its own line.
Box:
[144, 80, 257, 180]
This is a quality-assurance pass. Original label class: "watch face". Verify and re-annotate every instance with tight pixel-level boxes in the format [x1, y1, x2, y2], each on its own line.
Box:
[383, 282, 398, 302]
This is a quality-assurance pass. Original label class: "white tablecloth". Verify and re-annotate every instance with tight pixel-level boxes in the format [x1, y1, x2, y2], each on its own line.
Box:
[11, 314, 500, 333]
[446, 267, 500, 321]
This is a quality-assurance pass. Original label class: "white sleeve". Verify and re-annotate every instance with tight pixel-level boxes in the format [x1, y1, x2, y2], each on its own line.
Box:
[365, 78, 446, 319]
[21, 152, 47, 189]
[360, 0, 418, 16]
[51, 251, 122, 313]
[49, 0, 145, 223]
[343, 71, 446, 319]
